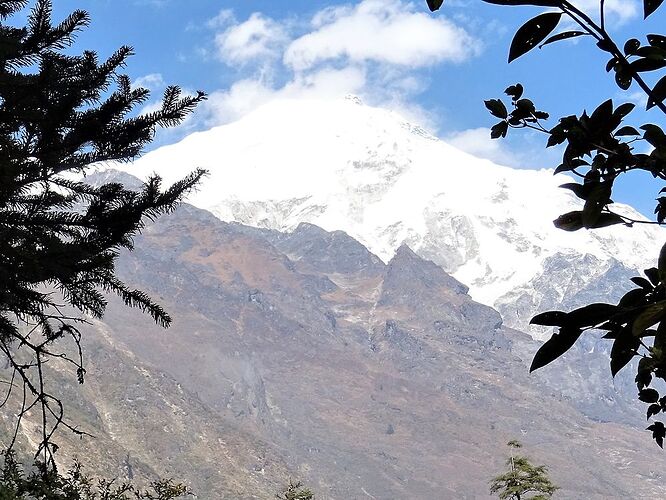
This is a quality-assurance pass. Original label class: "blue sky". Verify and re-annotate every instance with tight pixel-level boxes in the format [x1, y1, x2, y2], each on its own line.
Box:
[35, 1, 666, 216]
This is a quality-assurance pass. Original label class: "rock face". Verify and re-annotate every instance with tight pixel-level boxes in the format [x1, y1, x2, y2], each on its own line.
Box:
[115, 96, 666, 336]
[12, 200, 665, 499]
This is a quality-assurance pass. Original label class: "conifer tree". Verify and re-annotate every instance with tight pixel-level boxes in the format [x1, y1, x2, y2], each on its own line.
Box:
[489, 441, 558, 500]
[276, 480, 315, 500]
[0, 0, 206, 465]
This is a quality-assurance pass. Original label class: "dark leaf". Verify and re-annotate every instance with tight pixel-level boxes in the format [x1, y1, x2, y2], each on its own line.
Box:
[490, 121, 509, 139]
[620, 288, 649, 308]
[637, 358, 654, 389]
[648, 34, 666, 49]
[567, 303, 619, 328]
[530, 326, 582, 372]
[615, 66, 632, 90]
[631, 276, 654, 290]
[641, 388, 661, 403]
[485, 99, 508, 119]
[642, 124, 666, 147]
[630, 58, 666, 73]
[504, 83, 524, 100]
[597, 39, 614, 52]
[530, 310, 567, 327]
[540, 30, 586, 47]
[590, 99, 614, 129]
[647, 421, 666, 448]
[614, 102, 636, 120]
[426, 0, 444, 11]
[610, 329, 639, 377]
[588, 212, 625, 229]
[648, 404, 662, 419]
[582, 181, 612, 228]
[508, 12, 562, 63]
[553, 211, 584, 231]
[606, 57, 618, 72]
[632, 301, 666, 337]
[635, 45, 666, 58]
[624, 38, 641, 55]
[615, 126, 640, 136]
[644, 0, 665, 19]
[559, 182, 586, 199]
[647, 75, 666, 110]
[646, 267, 660, 286]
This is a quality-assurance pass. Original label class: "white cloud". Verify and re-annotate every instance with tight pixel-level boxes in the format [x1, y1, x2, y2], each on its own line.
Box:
[196, 1, 482, 133]
[446, 128, 521, 167]
[284, 0, 481, 71]
[132, 73, 165, 91]
[215, 12, 288, 66]
[445, 127, 561, 169]
[572, 0, 638, 25]
[201, 66, 367, 126]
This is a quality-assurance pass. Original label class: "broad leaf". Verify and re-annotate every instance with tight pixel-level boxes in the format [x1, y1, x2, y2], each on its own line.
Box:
[640, 388, 660, 403]
[504, 83, 524, 100]
[648, 404, 662, 420]
[631, 276, 654, 290]
[610, 329, 639, 377]
[648, 34, 666, 49]
[553, 211, 584, 231]
[588, 212, 625, 229]
[615, 66, 632, 90]
[485, 99, 508, 118]
[490, 121, 508, 139]
[632, 301, 666, 337]
[530, 310, 567, 326]
[648, 75, 666, 110]
[615, 126, 640, 136]
[567, 303, 619, 328]
[648, 421, 666, 448]
[540, 30, 586, 47]
[508, 12, 562, 63]
[530, 326, 582, 372]
[624, 38, 641, 55]
[644, 0, 664, 18]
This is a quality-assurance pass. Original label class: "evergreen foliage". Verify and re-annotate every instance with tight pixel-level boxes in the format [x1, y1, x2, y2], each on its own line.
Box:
[0, 0, 205, 464]
[489, 441, 558, 500]
[276, 480, 315, 500]
[0, 451, 190, 499]
[427, 0, 666, 445]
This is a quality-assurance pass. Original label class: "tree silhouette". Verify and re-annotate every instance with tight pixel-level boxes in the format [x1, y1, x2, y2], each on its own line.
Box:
[427, 0, 666, 445]
[0, 0, 205, 465]
[489, 440, 558, 500]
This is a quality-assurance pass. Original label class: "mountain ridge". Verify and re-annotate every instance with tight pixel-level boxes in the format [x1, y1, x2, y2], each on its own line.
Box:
[111, 95, 665, 337]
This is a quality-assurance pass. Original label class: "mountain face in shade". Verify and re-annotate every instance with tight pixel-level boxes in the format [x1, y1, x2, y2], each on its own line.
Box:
[114, 95, 665, 338]
[11, 192, 663, 499]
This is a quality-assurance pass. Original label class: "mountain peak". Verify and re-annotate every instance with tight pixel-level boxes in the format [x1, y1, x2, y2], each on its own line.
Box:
[115, 96, 666, 335]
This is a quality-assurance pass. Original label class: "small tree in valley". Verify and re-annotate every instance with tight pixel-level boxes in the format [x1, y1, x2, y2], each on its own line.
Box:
[490, 440, 558, 500]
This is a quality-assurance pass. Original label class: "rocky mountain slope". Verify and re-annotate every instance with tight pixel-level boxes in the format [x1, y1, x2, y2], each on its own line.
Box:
[7, 197, 664, 499]
[113, 95, 666, 336]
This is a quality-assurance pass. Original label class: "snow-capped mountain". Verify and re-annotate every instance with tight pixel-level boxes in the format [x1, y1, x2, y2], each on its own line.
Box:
[114, 95, 665, 336]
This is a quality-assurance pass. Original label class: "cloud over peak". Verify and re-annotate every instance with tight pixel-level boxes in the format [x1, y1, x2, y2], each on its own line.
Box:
[284, 0, 481, 70]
